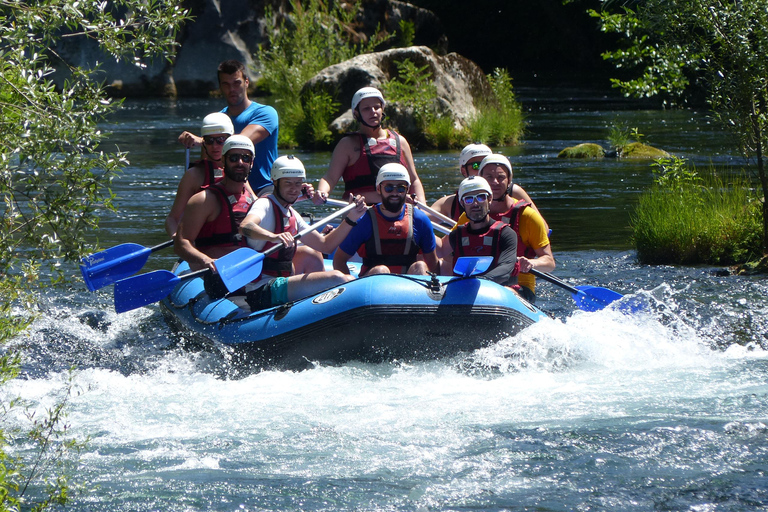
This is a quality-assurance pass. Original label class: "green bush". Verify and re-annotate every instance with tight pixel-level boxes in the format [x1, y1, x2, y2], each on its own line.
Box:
[468, 68, 525, 146]
[632, 158, 763, 264]
[256, 0, 387, 148]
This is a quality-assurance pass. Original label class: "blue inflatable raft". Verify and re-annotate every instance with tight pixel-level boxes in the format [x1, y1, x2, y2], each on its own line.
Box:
[159, 260, 546, 369]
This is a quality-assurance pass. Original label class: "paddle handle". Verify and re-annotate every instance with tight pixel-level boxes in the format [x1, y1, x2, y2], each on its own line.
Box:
[261, 201, 358, 257]
[529, 268, 580, 295]
[413, 199, 458, 227]
[151, 240, 174, 253]
[326, 198, 454, 236]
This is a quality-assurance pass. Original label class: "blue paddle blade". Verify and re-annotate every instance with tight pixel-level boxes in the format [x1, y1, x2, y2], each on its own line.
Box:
[453, 256, 494, 277]
[572, 285, 624, 312]
[216, 247, 267, 292]
[80, 243, 152, 291]
[113, 270, 181, 313]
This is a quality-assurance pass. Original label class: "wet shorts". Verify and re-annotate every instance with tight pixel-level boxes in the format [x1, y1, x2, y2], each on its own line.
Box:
[245, 276, 289, 311]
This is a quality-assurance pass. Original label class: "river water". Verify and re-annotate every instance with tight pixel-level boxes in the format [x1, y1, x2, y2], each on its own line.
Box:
[7, 95, 768, 511]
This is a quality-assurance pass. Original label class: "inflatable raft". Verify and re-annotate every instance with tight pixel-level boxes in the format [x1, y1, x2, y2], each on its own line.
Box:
[159, 260, 546, 369]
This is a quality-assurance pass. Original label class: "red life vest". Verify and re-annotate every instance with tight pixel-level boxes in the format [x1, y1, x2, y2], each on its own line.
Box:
[195, 183, 255, 249]
[492, 200, 537, 259]
[359, 204, 421, 275]
[342, 130, 406, 196]
[188, 159, 222, 188]
[449, 220, 506, 267]
[448, 190, 464, 222]
[260, 196, 299, 278]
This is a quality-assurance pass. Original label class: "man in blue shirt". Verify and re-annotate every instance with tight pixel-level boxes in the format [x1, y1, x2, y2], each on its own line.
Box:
[333, 163, 438, 276]
[178, 60, 278, 196]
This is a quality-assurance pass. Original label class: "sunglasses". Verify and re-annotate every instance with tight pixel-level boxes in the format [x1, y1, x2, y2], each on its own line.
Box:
[461, 193, 489, 205]
[203, 135, 229, 146]
[465, 161, 482, 171]
[227, 153, 253, 164]
[383, 184, 408, 194]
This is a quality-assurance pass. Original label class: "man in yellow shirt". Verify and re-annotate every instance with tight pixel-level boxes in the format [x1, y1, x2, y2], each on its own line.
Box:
[457, 154, 554, 302]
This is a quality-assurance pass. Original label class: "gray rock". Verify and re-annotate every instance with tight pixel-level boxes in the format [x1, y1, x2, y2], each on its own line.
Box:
[303, 46, 491, 139]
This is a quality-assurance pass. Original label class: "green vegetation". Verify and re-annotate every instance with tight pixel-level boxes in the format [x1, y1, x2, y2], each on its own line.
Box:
[467, 68, 525, 147]
[0, 0, 189, 508]
[632, 157, 763, 265]
[590, 0, 768, 255]
[255, 0, 388, 148]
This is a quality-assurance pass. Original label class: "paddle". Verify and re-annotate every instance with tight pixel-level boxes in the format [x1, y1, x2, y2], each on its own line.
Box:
[453, 256, 493, 277]
[528, 269, 624, 311]
[80, 240, 174, 292]
[412, 199, 458, 227]
[113, 202, 359, 313]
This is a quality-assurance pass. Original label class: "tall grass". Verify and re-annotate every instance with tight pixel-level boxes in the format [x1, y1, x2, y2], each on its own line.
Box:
[632, 157, 763, 264]
[467, 68, 525, 146]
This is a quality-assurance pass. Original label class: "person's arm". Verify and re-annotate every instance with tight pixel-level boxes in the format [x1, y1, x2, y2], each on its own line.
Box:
[165, 165, 206, 237]
[399, 136, 426, 204]
[518, 244, 555, 274]
[422, 249, 439, 274]
[301, 196, 367, 254]
[240, 208, 295, 249]
[315, 137, 354, 204]
[178, 131, 202, 149]
[430, 194, 455, 219]
[174, 191, 217, 272]
[333, 247, 354, 274]
[482, 226, 519, 285]
[239, 123, 270, 145]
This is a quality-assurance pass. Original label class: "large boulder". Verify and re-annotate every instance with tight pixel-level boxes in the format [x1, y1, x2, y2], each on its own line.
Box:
[49, 0, 447, 97]
[302, 46, 491, 142]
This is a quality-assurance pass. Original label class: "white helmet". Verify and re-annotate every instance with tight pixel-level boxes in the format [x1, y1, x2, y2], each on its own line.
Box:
[271, 155, 306, 181]
[222, 134, 254, 156]
[479, 154, 513, 178]
[201, 112, 234, 136]
[459, 143, 492, 167]
[375, 162, 411, 188]
[351, 87, 386, 111]
[458, 176, 492, 202]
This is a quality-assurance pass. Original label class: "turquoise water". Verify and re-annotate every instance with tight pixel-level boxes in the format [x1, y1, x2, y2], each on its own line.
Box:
[7, 98, 768, 511]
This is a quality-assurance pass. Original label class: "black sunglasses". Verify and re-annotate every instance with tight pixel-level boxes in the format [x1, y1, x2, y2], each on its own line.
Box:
[383, 184, 408, 194]
[227, 153, 253, 164]
[203, 135, 229, 145]
[465, 161, 481, 171]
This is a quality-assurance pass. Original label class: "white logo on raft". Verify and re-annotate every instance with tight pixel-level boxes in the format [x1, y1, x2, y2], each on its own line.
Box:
[312, 287, 346, 305]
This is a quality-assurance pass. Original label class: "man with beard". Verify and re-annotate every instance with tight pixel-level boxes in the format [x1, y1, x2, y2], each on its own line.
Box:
[333, 163, 438, 276]
[239, 155, 367, 311]
[440, 176, 526, 286]
[177, 60, 278, 196]
[174, 135, 257, 298]
[313, 87, 426, 206]
[476, 154, 555, 302]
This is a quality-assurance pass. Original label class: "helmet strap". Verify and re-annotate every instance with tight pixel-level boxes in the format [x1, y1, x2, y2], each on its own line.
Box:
[273, 179, 297, 206]
[355, 108, 383, 129]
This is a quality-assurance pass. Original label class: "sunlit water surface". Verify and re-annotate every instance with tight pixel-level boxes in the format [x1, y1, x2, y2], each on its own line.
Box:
[7, 97, 768, 511]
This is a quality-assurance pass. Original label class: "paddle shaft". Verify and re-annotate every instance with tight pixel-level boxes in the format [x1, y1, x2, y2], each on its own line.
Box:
[325, 198, 455, 236]
[528, 268, 580, 295]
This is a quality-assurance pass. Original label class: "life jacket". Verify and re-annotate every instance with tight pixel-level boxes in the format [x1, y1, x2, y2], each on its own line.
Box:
[449, 191, 464, 222]
[260, 196, 299, 278]
[188, 159, 222, 188]
[359, 204, 421, 275]
[195, 183, 255, 249]
[492, 200, 538, 259]
[449, 220, 506, 271]
[343, 130, 405, 196]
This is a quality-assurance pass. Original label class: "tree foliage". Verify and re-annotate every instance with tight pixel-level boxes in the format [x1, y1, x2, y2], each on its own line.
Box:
[590, 0, 768, 254]
[0, 0, 190, 508]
